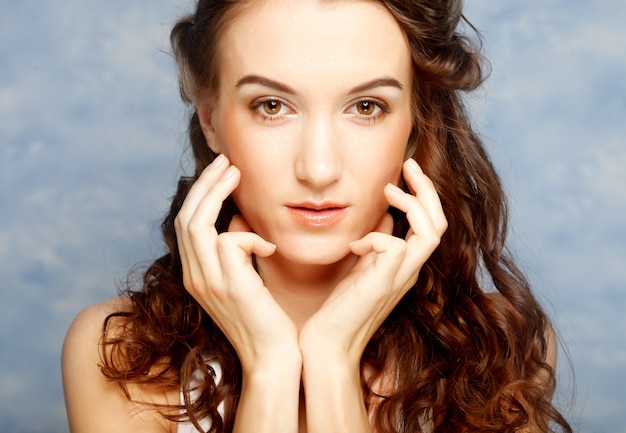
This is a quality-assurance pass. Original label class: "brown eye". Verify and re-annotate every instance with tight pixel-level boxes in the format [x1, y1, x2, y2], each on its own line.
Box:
[356, 100, 375, 115]
[263, 100, 282, 115]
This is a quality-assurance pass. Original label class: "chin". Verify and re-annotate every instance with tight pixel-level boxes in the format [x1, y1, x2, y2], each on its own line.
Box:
[279, 241, 354, 266]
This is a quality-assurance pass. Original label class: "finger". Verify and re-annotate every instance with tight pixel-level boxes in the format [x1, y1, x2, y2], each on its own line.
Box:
[349, 232, 406, 272]
[226, 217, 275, 259]
[176, 208, 212, 294]
[344, 214, 394, 274]
[219, 232, 276, 261]
[346, 232, 408, 307]
[384, 167, 447, 245]
[176, 154, 229, 222]
[401, 159, 447, 235]
[216, 232, 276, 288]
[176, 222, 197, 290]
[385, 182, 441, 264]
[176, 162, 241, 289]
[186, 165, 240, 234]
[383, 167, 446, 285]
[384, 182, 438, 241]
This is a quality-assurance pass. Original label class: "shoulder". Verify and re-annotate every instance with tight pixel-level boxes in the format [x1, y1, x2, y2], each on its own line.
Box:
[62, 297, 176, 433]
[62, 297, 130, 373]
[62, 297, 132, 375]
[64, 297, 131, 339]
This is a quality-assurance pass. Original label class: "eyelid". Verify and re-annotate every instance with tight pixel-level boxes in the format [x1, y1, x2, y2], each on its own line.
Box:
[250, 96, 296, 120]
[345, 97, 390, 121]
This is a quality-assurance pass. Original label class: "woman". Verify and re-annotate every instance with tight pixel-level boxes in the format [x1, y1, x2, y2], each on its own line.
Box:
[62, 0, 572, 432]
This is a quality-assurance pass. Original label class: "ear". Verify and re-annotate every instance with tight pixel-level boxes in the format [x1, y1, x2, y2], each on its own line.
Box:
[196, 103, 222, 154]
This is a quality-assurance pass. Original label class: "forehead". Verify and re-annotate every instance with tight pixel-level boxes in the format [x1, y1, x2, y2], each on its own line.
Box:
[216, 0, 412, 93]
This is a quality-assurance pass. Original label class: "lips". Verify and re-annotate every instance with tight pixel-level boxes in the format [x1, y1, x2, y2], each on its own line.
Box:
[286, 203, 348, 228]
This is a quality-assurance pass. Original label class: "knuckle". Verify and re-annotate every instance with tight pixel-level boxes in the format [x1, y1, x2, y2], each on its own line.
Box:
[187, 218, 204, 239]
[216, 232, 234, 251]
[413, 230, 440, 253]
[439, 217, 449, 234]
[182, 273, 197, 292]
[174, 213, 185, 231]
[183, 272, 221, 300]
[427, 232, 442, 250]
[422, 175, 436, 189]
[393, 238, 408, 255]
[386, 237, 407, 258]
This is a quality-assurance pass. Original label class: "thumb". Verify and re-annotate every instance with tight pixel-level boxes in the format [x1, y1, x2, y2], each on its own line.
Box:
[225, 216, 275, 258]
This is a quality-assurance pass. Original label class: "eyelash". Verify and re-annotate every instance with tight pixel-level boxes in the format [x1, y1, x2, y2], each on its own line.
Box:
[250, 98, 293, 122]
[249, 97, 390, 123]
[346, 99, 390, 123]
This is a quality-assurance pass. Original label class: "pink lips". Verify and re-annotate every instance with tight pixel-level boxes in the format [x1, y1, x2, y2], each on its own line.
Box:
[286, 203, 348, 228]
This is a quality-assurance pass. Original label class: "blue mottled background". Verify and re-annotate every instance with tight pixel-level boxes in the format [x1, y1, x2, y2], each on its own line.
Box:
[1, 1, 624, 432]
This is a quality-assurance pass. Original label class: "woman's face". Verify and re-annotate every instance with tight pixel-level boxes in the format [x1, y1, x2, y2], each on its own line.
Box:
[201, 0, 413, 265]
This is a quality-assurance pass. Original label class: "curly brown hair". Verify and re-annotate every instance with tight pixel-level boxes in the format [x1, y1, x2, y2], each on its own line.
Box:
[100, 1, 572, 432]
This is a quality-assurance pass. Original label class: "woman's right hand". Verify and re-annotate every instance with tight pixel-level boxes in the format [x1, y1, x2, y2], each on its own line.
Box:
[174, 155, 300, 373]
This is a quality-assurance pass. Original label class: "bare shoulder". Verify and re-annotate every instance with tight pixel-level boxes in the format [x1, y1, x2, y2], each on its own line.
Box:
[62, 297, 131, 371]
[62, 297, 176, 433]
[62, 297, 132, 380]
[64, 297, 131, 338]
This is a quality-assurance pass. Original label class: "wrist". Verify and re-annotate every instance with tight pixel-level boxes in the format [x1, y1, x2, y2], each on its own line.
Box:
[300, 343, 360, 387]
[299, 323, 363, 370]
[235, 347, 301, 433]
[300, 343, 369, 433]
[241, 344, 303, 378]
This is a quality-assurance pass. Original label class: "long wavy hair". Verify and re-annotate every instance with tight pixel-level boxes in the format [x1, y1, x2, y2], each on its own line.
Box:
[100, 1, 572, 432]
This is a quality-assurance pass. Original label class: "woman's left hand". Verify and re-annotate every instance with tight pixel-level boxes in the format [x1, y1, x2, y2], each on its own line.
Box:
[299, 158, 447, 365]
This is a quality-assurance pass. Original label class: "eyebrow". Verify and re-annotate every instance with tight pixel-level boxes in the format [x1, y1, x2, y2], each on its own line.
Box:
[235, 75, 295, 94]
[348, 77, 404, 94]
[235, 75, 404, 95]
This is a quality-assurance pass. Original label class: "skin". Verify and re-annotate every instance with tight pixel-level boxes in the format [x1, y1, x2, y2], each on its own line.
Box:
[197, 0, 415, 329]
[62, 1, 448, 432]
[184, 1, 446, 432]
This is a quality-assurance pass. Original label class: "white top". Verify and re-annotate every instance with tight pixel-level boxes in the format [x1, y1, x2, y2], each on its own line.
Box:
[177, 361, 223, 433]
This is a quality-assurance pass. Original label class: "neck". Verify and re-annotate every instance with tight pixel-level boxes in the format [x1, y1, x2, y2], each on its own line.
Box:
[256, 253, 357, 330]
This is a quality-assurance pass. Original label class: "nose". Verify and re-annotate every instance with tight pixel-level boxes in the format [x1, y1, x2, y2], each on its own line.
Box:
[294, 114, 342, 188]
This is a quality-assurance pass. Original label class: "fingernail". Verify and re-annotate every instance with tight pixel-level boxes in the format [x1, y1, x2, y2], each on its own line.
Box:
[406, 158, 422, 173]
[210, 154, 226, 169]
[386, 183, 404, 195]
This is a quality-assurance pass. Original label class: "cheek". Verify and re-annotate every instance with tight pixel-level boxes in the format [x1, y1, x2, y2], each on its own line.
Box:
[356, 122, 411, 182]
[213, 106, 243, 159]
[386, 115, 413, 179]
[214, 118, 282, 222]
[214, 106, 292, 166]
[229, 172, 267, 233]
